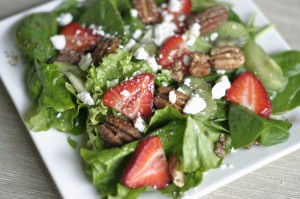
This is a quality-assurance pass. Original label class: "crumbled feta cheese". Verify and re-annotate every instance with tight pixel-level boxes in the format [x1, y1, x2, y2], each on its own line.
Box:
[77, 91, 95, 105]
[183, 94, 207, 114]
[184, 78, 191, 87]
[133, 29, 143, 40]
[178, 14, 186, 22]
[56, 13, 73, 26]
[183, 23, 201, 46]
[124, 39, 136, 50]
[177, 87, 186, 94]
[56, 112, 62, 118]
[147, 57, 161, 72]
[50, 35, 66, 50]
[212, 75, 231, 99]
[109, 79, 119, 87]
[216, 70, 226, 75]
[78, 53, 92, 71]
[153, 21, 177, 46]
[183, 54, 191, 65]
[130, 9, 139, 18]
[134, 47, 149, 60]
[169, 90, 177, 104]
[134, 116, 146, 132]
[120, 90, 130, 97]
[168, 0, 181, 12]
[210, 32, 219, 41]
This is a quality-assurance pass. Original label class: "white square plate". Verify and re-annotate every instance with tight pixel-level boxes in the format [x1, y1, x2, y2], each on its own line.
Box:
[0, 0, 299, 198]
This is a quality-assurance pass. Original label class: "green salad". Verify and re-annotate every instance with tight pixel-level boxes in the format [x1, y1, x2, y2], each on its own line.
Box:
[15, 0, 300, 198]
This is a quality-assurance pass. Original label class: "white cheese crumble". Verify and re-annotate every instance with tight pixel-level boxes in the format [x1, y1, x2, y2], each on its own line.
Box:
[183, 54, 191, 65]
[78, 53, 92, 71]
[134, 47, 149, 60]
[50, 35, 66, 50]
[177, 87, 186, 94]
[133, 29, 143, 40]
[184, 78, 191, 87]
[77, 91, 95, 106]
[212, 75, 231, 99]
[216, 70, 226, 75]
[153, 20, 177, 46]
[168, 0, 181, 12]
[134, 47, 161, 72]
[182, 23, 201, 46]
[56, 13, 73, 26]
[134, 116, 147, 132]
[124, 39, 136, 50]
[120, 90, 130, 97]
[183, 94, 207, 114]
[169, 91, 177, 104]
[130, 9, 139, 18]
[56, 112, 62, 118]
[210, 32, 219, 41]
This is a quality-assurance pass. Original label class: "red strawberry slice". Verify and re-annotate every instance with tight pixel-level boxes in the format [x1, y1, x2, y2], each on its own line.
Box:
[225, 72, 272, 118]
[120, 136, 171, 189]
[157, 35, 189, 69]
[103, 73, 155, 120]
[61, 22, 100, 52]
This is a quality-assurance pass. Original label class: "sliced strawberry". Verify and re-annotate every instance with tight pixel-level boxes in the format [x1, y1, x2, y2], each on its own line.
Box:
[103, 73, 155, 120]
[157, 35, 189, 69]
[225, 72, 272, 118]
[61, 22, 100, 52]
[120, 136, 171, 189]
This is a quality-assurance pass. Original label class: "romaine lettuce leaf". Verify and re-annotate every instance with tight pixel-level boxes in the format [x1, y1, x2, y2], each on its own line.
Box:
[85, 50, 154, 95]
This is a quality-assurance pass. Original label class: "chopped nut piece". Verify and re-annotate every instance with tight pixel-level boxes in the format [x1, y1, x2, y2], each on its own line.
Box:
[168, 154, 185, 187]
[186, 5, 228, 35]
[132, 0, 160, 24]
[52, 50, 82, 64]
[209, 46, 245, 70]
[92, 37, 120, 65]
[168, 61, 184, 82]
[214, 133, 228, 158]
[99, 115, 142, 146]
[189, 52, 211, 77]
[154, 86, 189, 112]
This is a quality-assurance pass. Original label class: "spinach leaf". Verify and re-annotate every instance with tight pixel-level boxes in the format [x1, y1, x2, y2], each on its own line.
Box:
[259, 119, 291, 146]
[16, 13, 58, 62]
[273, 50, 300, 77]
[229, 104, 292, 148]
[79, 0, 124, 38]
[27, 67, 42, 101]
[229, 104, 266, 149]
[272, 74, 300, 113]
[271, 50, 300, 113]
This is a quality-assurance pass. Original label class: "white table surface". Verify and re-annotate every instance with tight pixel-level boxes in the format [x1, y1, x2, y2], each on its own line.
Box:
[0, 0, 299, 198]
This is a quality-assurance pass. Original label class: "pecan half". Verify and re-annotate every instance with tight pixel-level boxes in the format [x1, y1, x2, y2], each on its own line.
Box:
[99, 115, 142, 146]
[186, 5, 228, 35]
[168, 61, 184, 82]
[132, 0, 160, 24]
[168, 154, 185, 187]
[209, 46, 245, 70]
[92, 37, 120, 65]
[214, 133, 228, 158]
[52, 50, 82, 64]
[189, 52, 211, 77]
[154, 86, 189, 112]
